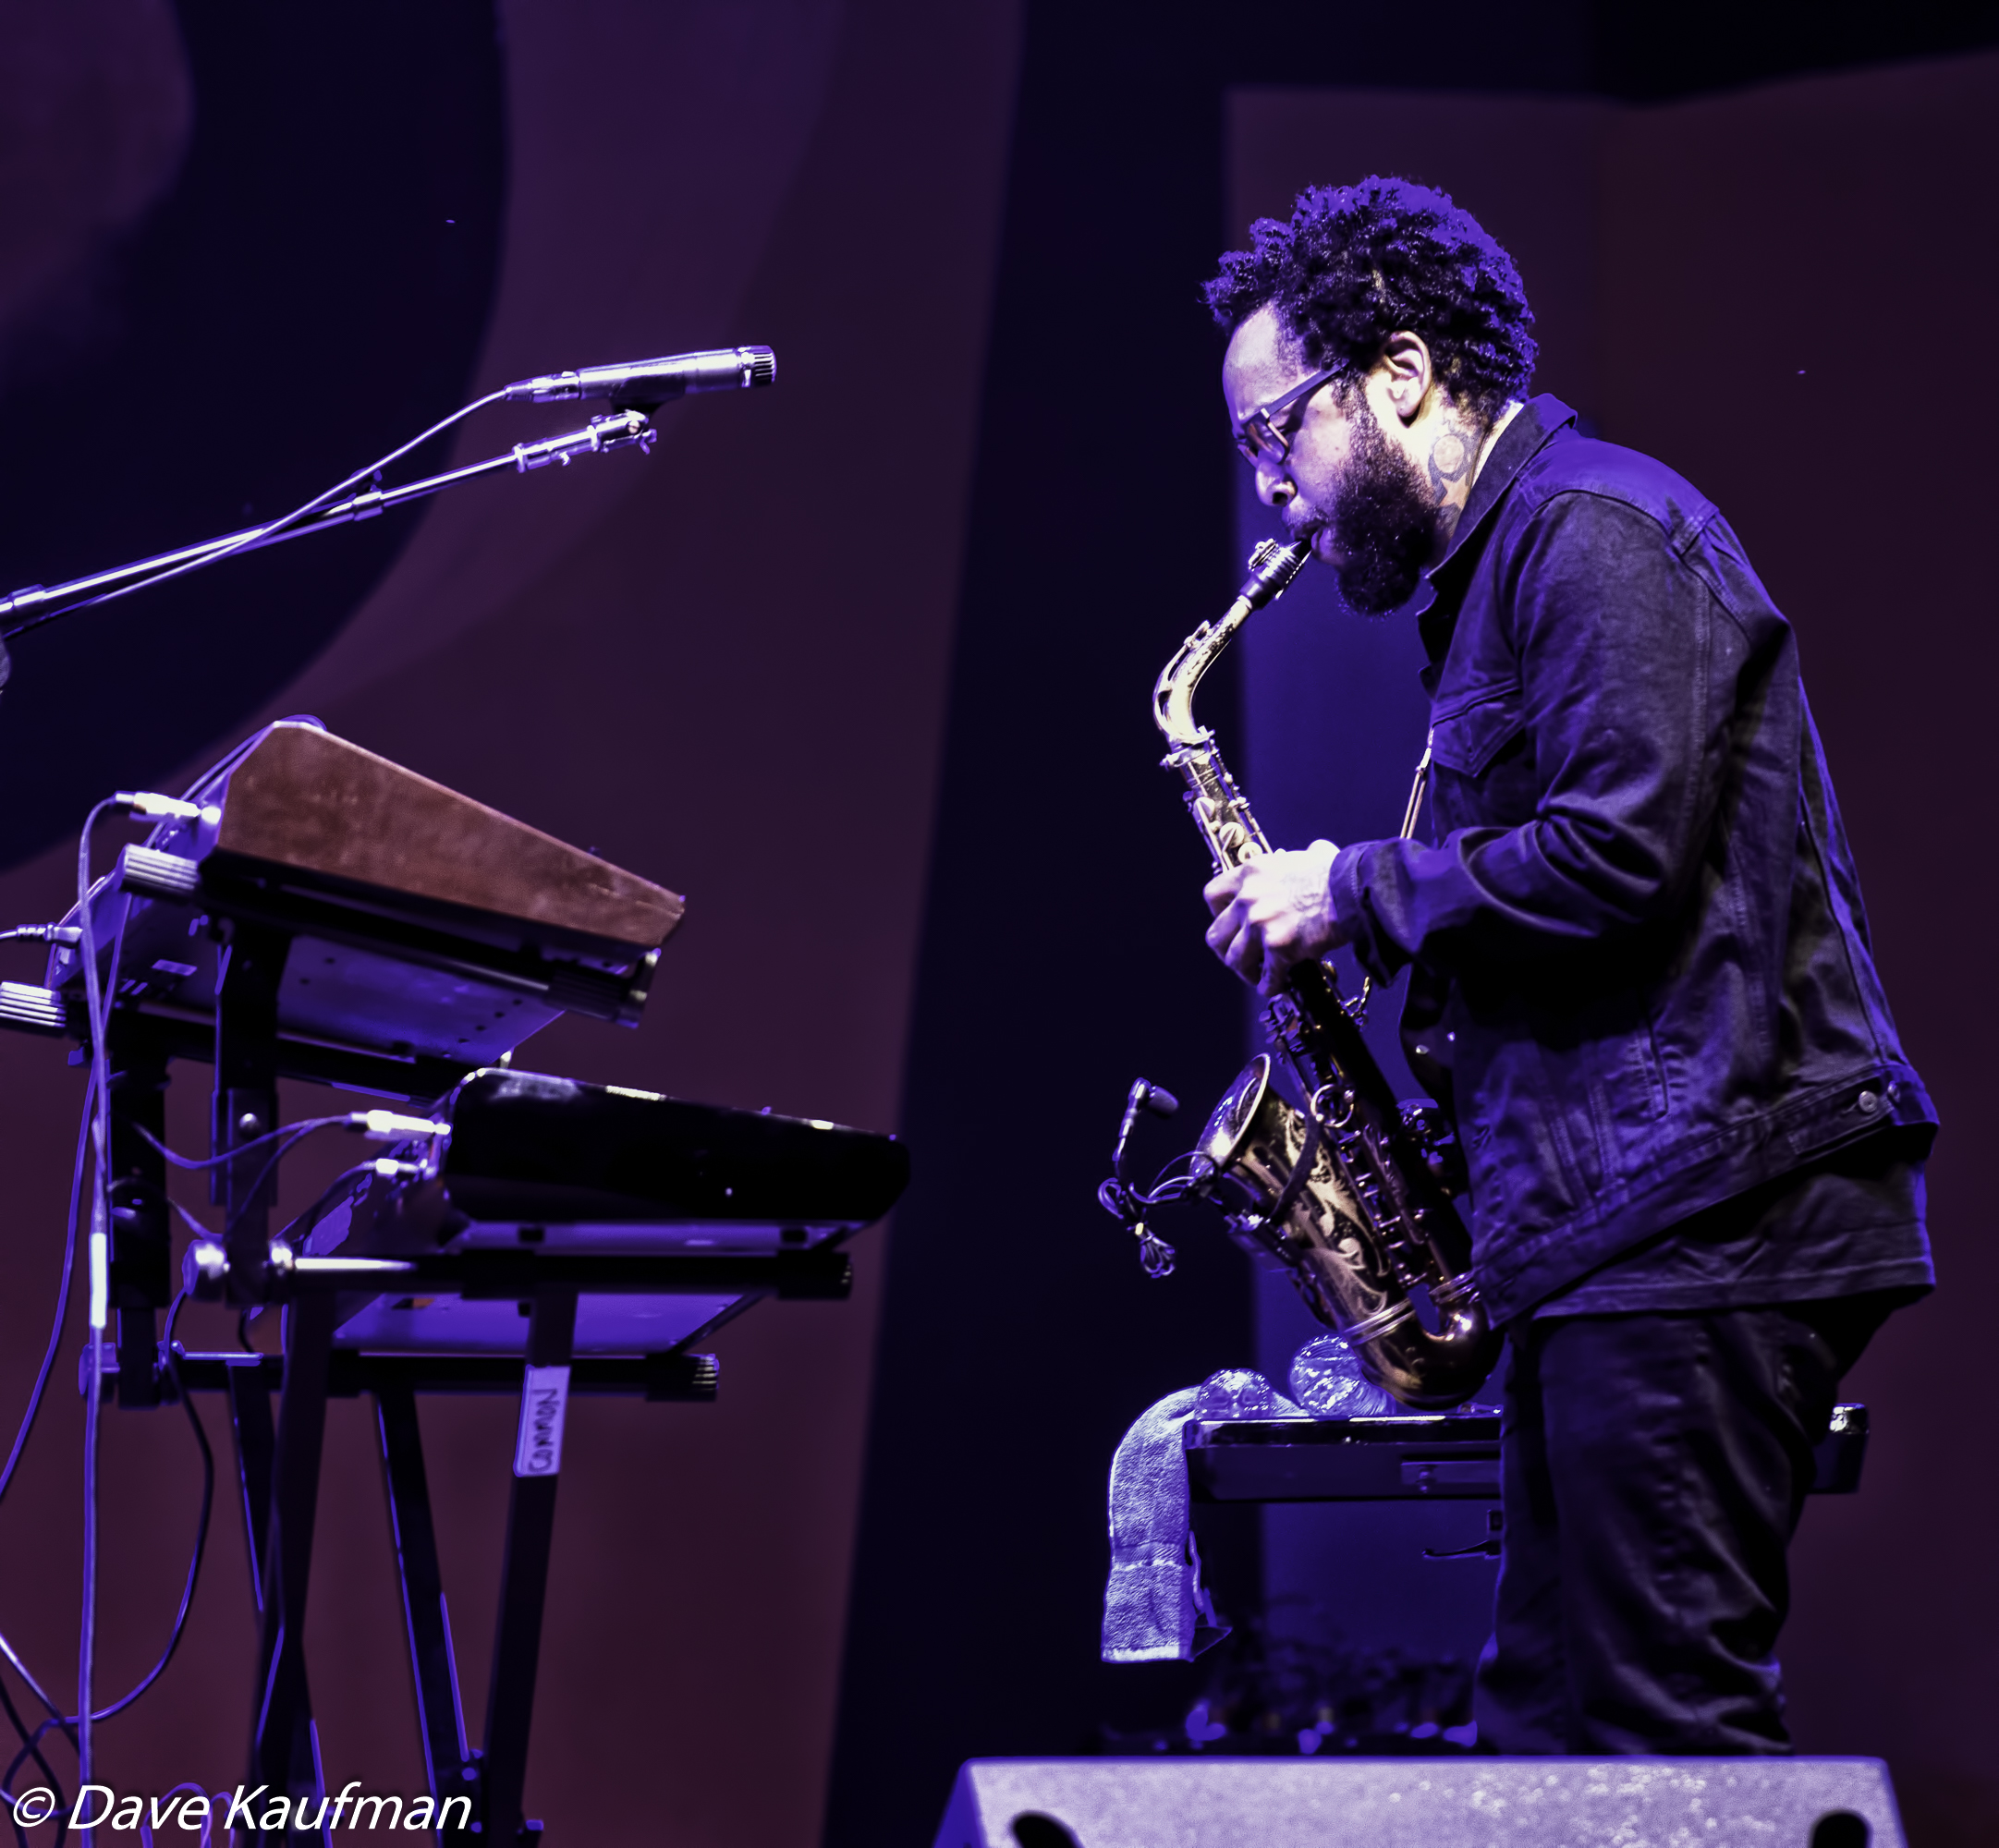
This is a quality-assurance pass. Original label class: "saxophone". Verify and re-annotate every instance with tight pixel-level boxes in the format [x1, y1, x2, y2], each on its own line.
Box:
[1131, 538, 1502, 1410]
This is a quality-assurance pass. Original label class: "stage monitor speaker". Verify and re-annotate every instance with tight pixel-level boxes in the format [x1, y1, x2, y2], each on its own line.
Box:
[932, 1757, 1905, 1848]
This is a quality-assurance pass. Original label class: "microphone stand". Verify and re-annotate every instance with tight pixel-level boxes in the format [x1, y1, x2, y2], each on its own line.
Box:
[0, 407, 659, 639]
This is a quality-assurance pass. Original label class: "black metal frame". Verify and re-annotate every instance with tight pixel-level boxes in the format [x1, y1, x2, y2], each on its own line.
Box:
[166, 1337, 725, 1846]
[375, 1380, 475, 1836]
[53, 850, 826, 1845]
[105, 1011, 173, 1410]
[1183, 1406, 1870, 1503]
[481, 1290, 575, 1843]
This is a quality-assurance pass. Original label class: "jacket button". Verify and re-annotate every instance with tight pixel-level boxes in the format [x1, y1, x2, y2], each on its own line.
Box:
[1855, 1089, 1880, 1114]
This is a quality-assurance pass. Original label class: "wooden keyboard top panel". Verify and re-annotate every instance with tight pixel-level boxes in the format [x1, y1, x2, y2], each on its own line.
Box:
[205, 723, 684, 952]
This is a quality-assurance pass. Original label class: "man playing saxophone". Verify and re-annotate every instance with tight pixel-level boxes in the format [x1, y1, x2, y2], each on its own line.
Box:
[1198, 177, 1935, 1756]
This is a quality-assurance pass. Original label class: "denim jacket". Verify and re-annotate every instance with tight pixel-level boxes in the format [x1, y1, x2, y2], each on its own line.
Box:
[1327, 397, 1936, 1324]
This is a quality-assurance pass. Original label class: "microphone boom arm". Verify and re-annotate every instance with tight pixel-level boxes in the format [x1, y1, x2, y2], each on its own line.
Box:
[0, 331, 778, 642]
[0, 407, 661, 640]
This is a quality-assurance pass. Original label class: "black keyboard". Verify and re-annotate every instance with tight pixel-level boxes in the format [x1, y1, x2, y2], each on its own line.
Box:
[286, 1068, 909, 1356]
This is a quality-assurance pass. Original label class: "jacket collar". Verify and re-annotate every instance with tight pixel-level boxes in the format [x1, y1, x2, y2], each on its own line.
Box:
[1416, 395, 1577, 674]
[1430, 394, 1578, 581]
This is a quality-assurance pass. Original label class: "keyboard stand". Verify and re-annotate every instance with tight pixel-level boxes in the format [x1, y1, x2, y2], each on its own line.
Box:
[166, 1330, 732, 1846]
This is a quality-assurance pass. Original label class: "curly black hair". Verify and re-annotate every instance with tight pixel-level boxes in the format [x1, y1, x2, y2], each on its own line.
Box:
[1204, 176, 1536, 425]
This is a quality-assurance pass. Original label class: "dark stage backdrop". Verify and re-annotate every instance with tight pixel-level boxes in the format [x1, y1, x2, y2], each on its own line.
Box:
[0, 0, 507, 867]
[1, 4, 1995, 1846]
[0, 2, 1017, 1843]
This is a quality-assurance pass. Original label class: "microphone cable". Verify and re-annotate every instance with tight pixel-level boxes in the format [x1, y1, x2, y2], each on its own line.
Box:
[0, 1073, 93, 1843]
[0, 1068, 91, 1509]
[0, 1296, 213, 1813]
[73, 796, 120, 1816]
[42, 791, 445, 1812]
[0, 1263, 219, 1833]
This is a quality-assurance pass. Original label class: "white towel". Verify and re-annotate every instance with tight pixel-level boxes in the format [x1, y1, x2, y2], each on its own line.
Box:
[1100, 1372, 1303, 1663]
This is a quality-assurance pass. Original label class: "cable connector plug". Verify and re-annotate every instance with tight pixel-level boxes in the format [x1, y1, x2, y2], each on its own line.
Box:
[114, 791, 222, 825]
[0, 923, 81, 945]
[346, 1111, 452, 1142]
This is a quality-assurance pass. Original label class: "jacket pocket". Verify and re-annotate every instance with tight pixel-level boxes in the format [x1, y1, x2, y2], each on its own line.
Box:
[1578, 994, 1672, 1191]
[1461, 1033, 1586, 1233]
[1430, 683, 1526, 777]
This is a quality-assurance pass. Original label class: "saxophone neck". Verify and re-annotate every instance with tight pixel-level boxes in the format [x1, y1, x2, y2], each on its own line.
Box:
[1152, 540, 1311, 748]
[1152, 603, 1246, 748]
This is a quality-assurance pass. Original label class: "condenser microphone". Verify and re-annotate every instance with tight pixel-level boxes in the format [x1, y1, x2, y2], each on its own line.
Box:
[504, 345, 775, 409]
[1114, 1077, 1182, 1171]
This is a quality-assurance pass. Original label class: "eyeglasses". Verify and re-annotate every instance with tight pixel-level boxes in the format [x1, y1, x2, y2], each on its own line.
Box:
[1234, 364, 1342, 466]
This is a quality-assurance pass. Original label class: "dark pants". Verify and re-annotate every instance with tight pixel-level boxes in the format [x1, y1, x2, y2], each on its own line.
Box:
[1472, 1297, 1892, 1755]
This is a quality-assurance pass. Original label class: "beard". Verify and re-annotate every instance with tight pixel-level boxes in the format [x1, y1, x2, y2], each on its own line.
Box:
[1289, 401, 1437, 617]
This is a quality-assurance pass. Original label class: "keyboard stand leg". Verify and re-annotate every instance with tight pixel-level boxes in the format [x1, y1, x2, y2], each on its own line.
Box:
[211, 921, 289, 1295]
[228, 1364, 277, 1612]
[250, 1295, 334, 1845]
[481, 1288, 578, 1843]
[106, 1012, 172, 1409]
[374, 1382, 479, 1846]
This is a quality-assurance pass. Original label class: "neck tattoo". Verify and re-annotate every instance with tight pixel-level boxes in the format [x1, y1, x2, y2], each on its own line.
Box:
[1425, 422, 1477, 505]
[1424, 417, 1488, 546]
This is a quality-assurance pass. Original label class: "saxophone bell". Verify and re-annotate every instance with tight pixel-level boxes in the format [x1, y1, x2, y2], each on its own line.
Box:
[1186, 1054, 1496, 1410]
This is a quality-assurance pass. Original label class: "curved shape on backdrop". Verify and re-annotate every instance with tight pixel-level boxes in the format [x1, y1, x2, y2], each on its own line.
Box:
[279, 0, 848, 714]
[0, 0, 508, 869]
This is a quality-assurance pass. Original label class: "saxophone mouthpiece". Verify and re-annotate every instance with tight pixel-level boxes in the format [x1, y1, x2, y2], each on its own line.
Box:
[1239, 539, 1311, 608]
